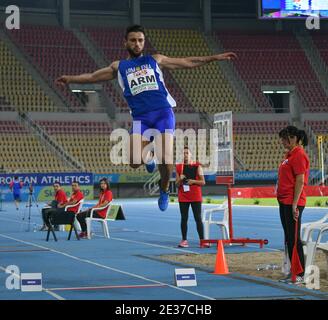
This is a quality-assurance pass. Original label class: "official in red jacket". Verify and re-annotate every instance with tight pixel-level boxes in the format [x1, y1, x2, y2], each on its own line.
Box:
[76, 178, 113, 239]
[44, 181, 84, 229]
[277, 126, 310, 284]
[176, 147, 207, 248]
[40, 181, 68, 231]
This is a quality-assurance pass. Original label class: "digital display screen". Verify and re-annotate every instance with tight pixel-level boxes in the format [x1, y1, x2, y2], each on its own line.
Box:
[259, 0, 328, 19]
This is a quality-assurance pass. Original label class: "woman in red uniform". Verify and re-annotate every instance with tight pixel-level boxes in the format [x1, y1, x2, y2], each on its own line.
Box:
[176, 147, 207, 248]
[76, 178, 113, 239]
[277, 126, 309, 284]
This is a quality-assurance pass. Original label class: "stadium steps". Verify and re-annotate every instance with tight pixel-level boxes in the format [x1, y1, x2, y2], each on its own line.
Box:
[204, 33, 258, 113]
[18, 113, 85, 172]
[0, 28, 67, 111]
[295, 29, 328, 99]
[72, 28, 117, 119]
[79, 29, 131, 118]
[72, 28, 108, 69]
[304, 121, 322, 170]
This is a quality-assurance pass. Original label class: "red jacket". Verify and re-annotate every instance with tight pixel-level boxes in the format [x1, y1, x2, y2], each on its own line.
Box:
[277, 146, 310, 206]
[176, 162, 203, 203]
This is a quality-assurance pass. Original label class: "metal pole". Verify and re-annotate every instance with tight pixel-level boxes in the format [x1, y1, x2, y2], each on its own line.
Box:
[321, 136, 325, 185]
[227, 184, 233, 239]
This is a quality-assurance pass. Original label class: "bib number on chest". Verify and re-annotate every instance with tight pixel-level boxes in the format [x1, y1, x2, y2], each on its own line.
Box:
[127, 68, 159, 96]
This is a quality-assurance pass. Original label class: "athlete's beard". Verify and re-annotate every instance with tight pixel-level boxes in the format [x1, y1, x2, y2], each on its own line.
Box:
[127, 47, 143, 58]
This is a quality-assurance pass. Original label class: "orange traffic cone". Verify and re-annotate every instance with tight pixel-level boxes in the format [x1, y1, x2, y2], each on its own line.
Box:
[213, 240, 229, 275]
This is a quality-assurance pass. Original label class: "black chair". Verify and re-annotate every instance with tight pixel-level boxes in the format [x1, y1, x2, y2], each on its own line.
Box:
[46, 211, 80, 242]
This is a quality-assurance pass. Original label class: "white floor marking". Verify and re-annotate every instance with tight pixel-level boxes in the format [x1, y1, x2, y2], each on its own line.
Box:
[0, 233, 215, 300]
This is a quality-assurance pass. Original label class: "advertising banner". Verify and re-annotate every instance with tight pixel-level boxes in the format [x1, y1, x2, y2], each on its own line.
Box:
[0, 173, 93, 202]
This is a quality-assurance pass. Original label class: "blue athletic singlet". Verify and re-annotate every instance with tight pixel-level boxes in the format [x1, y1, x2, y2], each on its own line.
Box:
[117, 55, 176, 117]
[12, 181, 22, 195]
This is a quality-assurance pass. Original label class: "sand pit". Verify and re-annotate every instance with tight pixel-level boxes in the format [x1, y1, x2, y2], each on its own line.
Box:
[161, 250, 328, 292]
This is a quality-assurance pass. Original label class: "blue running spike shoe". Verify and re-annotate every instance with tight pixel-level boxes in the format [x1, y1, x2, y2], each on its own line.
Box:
[145, 159, 157, 173]
[158, 185, 170, 211]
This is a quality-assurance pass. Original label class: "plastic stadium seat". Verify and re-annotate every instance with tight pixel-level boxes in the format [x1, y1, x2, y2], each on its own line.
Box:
[214, 31, 328, 112]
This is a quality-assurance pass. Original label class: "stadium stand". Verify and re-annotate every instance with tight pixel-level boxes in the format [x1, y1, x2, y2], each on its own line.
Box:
[311, 31, 328, 76]
[7, 25, 100, 111]
[233, 121, 289, 170]
[0, 40, 57, 112]
[37, 120, 147, 174]
[304, 120, 328, 135]
[0, 25, 325, 174]
[146, 29, 246, 114]
[0, 120, 68, 172]
[215, 31, 328, 112]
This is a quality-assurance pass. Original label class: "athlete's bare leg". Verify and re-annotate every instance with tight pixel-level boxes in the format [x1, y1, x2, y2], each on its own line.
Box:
[155, 133, 174, 192]
[129, 134, 152, 169]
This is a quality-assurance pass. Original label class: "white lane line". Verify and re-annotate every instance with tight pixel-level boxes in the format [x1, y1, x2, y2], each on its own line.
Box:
[0, 233, 215, 300]
[104, 236, 200, 254]
[234, 205, 328, 210]
[0, 265, 65, 300]
[0, 216, 281, 253]
[0, 216, 199, 254]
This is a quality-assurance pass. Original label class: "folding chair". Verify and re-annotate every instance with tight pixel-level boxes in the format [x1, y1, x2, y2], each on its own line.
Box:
[65, 199, 84, 233]
[85, 202, 112, 239]
[304, 223, 328, 275]
[301, 213, 328, 242]
[316, 226, 328, 279]
[46, 199, 84, 242]
[202, 200, 230, 240]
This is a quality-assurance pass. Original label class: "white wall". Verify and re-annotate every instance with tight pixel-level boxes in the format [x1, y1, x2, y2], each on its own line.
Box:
[233, 113, 291, 122]
[302, 113, 328, 121]
[28, 112, 111, 122]
[0, 112, 19, 121]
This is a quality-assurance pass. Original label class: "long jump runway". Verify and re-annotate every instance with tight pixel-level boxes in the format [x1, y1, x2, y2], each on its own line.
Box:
[0, 199, 327, 300]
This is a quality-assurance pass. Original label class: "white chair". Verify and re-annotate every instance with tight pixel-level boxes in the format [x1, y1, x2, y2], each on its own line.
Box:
[301, 213, 328, 242]
[61, 199, 84, 232]
[202, 200, 230, 240]
[304, 224, 328, 277]
[317, 227, 328, 279]
[46, 199, 84, 242]
[85, 202, 112, 239]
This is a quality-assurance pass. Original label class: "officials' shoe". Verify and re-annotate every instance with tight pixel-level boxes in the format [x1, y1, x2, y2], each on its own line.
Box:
[287, 276, 305, 285]
[200, 242, 210, 248]
[178, 240, 189, 248]
[79, 232, 88, 239]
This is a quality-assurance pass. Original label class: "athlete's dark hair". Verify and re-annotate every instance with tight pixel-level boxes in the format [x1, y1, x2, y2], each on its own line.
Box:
[99, 178, 110, 190]
[53, 181, 61, 186]
[125, 25, 145, 40]
[279, 126, 308, 147]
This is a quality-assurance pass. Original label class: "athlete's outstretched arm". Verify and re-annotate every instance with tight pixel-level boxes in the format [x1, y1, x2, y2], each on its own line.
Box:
[55, 61, 119, 86]
[153, 53, 237, 70]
